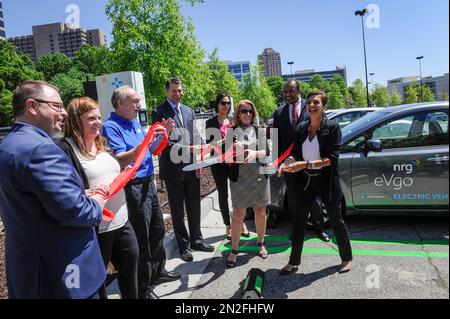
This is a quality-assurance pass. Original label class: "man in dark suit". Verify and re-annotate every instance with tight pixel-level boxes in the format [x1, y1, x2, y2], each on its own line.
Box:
[152, 77, 214, 262]
[273, 80, 330, 242]
[0, 81, 107, 299]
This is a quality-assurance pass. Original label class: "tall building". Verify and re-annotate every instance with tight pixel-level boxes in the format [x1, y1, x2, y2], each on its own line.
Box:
[0, 0, 6, 40]
[282, 66, 348, 85]
[223, 60, 251, 82]
[387, 73, 449, 100]
[257, 48, 282, 77]
[8, 22, 107, 60]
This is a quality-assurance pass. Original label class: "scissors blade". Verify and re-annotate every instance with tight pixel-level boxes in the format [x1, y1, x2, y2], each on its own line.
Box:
[182, 156, 222, 172]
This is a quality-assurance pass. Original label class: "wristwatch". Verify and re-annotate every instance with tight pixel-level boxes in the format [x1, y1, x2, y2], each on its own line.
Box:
[308, 161, 315, 169]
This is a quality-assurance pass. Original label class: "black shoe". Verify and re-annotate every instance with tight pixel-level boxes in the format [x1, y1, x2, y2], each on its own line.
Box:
[141, 289, 159, 299]
[317, 231, 330, 242]
[154, 270, 181, 285]
[180, 249, 194, 262]
[279, 266, 299, 276]
[191, 243, 215, 253]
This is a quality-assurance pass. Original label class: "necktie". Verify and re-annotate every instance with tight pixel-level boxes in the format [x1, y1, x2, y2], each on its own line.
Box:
[292, 104, 300, 127]
[176, 105, 184, 128]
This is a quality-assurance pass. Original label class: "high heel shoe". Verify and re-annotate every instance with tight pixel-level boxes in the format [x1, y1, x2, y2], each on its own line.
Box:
[226, 250, 239, 268]
[279, 265, 299, 276]
[257, 241, 269, 259]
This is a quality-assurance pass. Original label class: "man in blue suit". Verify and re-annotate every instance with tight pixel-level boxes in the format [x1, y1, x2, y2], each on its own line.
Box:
[152, 77, 214, 263]
[0, 81, 107, 299]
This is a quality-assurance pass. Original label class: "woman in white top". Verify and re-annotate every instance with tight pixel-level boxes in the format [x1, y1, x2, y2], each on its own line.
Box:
[60, 97, 139, 299]
[278, 91, 353, 276]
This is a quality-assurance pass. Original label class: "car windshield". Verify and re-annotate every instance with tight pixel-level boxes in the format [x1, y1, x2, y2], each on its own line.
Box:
[342, 110, 390, 137]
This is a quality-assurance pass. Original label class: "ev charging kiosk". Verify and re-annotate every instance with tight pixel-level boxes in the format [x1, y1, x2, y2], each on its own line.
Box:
[95, 71, 149, 128]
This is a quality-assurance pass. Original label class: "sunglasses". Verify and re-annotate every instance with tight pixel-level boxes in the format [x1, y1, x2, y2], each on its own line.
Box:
[240, 109, 254, 115]
[220, 101, 231, 106]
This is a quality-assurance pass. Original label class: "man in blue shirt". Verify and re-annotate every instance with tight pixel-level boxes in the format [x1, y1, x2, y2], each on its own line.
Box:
[103, 85, 180, 300]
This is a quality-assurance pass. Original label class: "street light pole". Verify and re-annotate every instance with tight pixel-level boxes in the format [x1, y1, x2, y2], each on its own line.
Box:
[369, 72, 375, 107]
[355, 8, 371, 108]
[287, 62, 294, 79]
[416, 56, 424, 102]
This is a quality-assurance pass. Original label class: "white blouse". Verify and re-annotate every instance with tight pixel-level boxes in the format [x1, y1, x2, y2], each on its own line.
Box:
[302, 136, 321, 169]
[67, 138, 128, 233]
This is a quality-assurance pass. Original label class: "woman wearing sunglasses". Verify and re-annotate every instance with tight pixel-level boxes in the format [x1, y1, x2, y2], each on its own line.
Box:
[278, 91, 353, 276]
[226, 100, 271, 268]
[205, 93, 251, 240]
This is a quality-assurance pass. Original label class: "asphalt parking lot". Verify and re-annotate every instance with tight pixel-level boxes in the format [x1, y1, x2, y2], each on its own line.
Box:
[190, 214, 449, 299]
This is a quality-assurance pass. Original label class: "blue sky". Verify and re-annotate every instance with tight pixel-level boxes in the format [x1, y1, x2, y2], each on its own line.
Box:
[3, 0, 449, 87]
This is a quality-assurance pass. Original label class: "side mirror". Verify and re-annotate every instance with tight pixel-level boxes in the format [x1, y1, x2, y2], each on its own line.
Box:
[365, 139, 383, 153]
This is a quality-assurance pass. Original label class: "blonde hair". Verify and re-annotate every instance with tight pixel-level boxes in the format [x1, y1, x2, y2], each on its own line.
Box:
[64, 97, 107, 158]
[233, 99, 258, 127]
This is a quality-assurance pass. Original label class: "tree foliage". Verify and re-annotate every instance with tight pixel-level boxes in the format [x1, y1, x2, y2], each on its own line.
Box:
[265, 76, 285, 106]
[405, 84, 419, 104]
[309, 74, 330, 92]
[106, 0, 212, 109]
[51, 68, 92, 105]
[372, 85, 390, 107]
[327, 83, 345, 109]
[241, 65, 277, 120]
[35, 53, 73, 81]
[350, 79, 367, 107]
[0, 40, 43, 126]
[389, 88, 403, 106]
[206, 49, 241, 106]
[72, 44, 113, 76]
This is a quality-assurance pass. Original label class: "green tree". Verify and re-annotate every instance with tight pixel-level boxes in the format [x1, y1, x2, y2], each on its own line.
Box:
[405, 84, 419, 104]
[327, 83, 345, 109]
[72, 44, 114, 76]
[0, 40, 43, 126]
[51, 68, 92, 105]
[106, 0, 212, 109]
[265, 76, 285, 106]
[421, 85, 435, 102]
[350, 79, 367, 107]
[35, 53, 73, 81]
[440, 91, 449, 101]
[389, 88, 403, 106]
[206, 49, 241, 104]
[299, 81, 312, 99]
[308, 74, 330, 92]
[372, 85, 390, 107]
[241, 66, 276, 120]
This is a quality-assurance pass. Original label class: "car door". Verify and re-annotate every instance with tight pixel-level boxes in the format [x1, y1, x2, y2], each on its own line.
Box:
[350, 109, 449, 210]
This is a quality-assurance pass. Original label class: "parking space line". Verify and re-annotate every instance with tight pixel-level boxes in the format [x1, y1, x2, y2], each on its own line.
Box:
[218, 245, 449, 259]
[231, 235, 449, 246]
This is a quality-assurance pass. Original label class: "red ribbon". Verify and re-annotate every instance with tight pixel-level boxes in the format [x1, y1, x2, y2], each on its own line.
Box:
[101, 122, 169, 222]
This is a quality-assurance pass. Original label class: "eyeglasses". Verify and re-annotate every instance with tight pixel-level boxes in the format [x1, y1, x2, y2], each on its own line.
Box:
[33, 99, 65, 112]
[240, 109, 254, 115]
[220, 101, 231, 106]
[306, 100, 322, 106]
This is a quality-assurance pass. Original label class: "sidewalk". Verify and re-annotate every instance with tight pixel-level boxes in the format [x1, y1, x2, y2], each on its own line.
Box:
[107, 189, 226, 299]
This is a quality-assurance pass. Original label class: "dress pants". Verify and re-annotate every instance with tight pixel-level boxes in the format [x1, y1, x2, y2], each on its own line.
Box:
[211, 164, 231, 226]
[97, 221, 139, 299]
[285, 174, 325, 232]
[124, 178, 167, 298]
[289, 171, 353, 266]
[164, 170, 203, 253]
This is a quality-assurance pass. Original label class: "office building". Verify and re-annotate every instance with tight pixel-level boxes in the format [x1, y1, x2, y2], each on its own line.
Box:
[223, 60, 251, 82]
[8, 22, 107, 60]
[258, 48, 282, 77]
[282, 66, 348, 85]
[0, 0, 6, 40]
[387, 73, 449, 100]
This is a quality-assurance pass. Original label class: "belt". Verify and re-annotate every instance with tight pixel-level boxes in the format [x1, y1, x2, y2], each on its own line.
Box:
[303, 169, 322, 191]
[127, 175, 154, 186]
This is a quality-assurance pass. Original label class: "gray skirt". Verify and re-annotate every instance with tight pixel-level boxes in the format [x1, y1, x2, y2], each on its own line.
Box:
[230, 163, 271, 208]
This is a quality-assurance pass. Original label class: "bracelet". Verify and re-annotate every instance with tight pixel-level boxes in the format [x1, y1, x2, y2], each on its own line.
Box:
[306, 161, 310, 169]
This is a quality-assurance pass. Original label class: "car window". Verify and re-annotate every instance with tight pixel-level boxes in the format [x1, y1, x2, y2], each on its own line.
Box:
[341, 134, 368, 153]
[334, 112, 361, 128]
[371, 110, 449, 149]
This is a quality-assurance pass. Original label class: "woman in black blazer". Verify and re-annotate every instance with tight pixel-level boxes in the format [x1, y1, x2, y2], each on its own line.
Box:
[205, 93, 250, 239]
[278, 91, 353, 275]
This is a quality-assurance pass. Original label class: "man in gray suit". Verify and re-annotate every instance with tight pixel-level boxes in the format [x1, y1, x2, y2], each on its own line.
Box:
[152, 77, 214, 262]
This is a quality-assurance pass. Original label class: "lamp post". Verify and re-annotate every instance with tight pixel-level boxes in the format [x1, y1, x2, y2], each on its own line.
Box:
[287, 61, 294, 79]
[416, 56, 424, 102]
[369, 72, 375, 106]
[355, 8, 371, 108]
